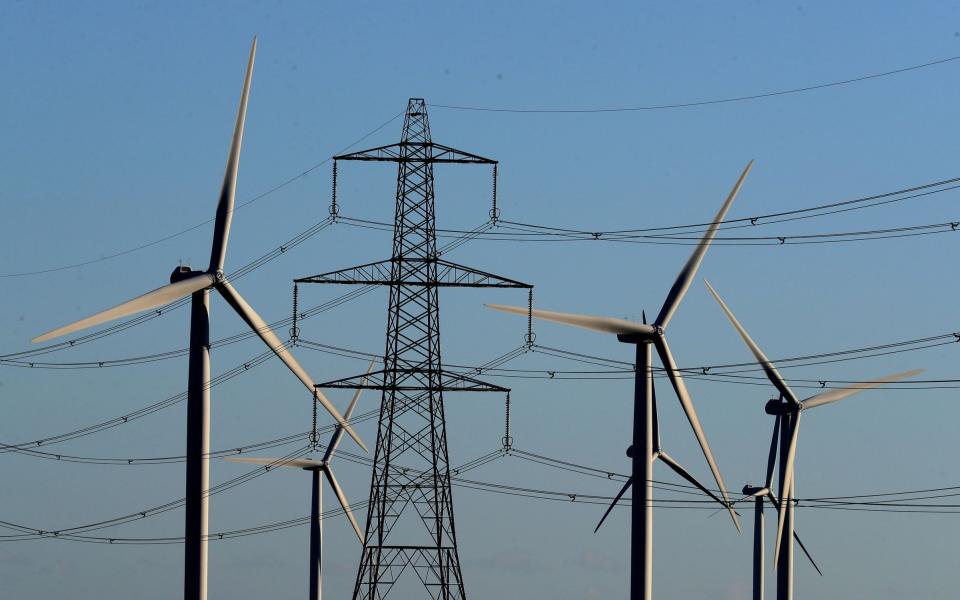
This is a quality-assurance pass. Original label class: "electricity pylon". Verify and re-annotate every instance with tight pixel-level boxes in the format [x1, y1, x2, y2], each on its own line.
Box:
[296, 98, 530, 599]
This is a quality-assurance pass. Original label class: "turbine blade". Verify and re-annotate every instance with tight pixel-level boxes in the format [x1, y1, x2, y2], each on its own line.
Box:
[216, 279, 367, 452]
[324, 468, 363, 542]
[654, 161, 753, 330]
[764, 414, 781, 489]
[773, 413, 801, 566]
[224, 456, 322, 469]
[657, 450, 738, 531]
[705, 494, 750, 520]
[794, 530, 823, 576]
[209, 37, 257, 273]
[651, 377, 661, 453]
[764, 491, 821, 575]
[594, 477, 633, 533]
[654, 336, 739, 531]
[703, 279, 800, 405]
[33, 273, 215, 343]
[485, 304, 655, 336]
[801, 369, 924, 410]
[323, 358, 376, 464]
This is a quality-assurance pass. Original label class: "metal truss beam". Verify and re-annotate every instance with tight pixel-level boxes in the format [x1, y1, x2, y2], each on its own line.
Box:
[296, 259, 531, 289]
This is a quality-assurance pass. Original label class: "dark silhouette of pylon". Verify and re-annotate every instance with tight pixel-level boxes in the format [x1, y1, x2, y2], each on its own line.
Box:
[296, 98, 530, 599]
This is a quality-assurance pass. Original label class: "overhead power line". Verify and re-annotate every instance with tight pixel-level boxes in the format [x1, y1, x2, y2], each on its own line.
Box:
[335, 173, 960, 246]
[8, 446, 960, 546]
[430, 55, 960, 113]
[0, 217, 336, 361]
[0, 225, 496, 454]
[0, 112, 404, 279]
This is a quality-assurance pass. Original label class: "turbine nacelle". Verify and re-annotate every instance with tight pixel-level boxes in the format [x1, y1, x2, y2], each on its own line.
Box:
[764, 399, 800, 416]
[170, 265, 199, 283]
[616, 325, 664, 345]
[742, 485, 769, 497]
[300, 460, 328, 471]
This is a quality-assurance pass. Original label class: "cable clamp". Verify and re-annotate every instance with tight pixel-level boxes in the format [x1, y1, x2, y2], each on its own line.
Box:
[750, 217, 759, 225]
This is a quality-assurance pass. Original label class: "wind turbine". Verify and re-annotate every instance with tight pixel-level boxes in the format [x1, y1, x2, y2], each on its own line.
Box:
[31, 38, 365, 600]
[740, 408, 822, 600]
[225, 361, 373, 600]
[704, 279, 921, 600]
[487, 161, 754, 600]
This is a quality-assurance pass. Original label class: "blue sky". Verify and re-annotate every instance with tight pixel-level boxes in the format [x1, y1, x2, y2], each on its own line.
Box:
[3, 1, 960, 598]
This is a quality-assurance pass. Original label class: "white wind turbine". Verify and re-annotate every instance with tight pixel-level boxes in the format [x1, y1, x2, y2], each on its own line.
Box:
[487, 161, 754, 600]
[740, 411, 822, 600]
[225, 361, 373, 600]
[32, 38, 365, 600]
[704, 279, 921, 600]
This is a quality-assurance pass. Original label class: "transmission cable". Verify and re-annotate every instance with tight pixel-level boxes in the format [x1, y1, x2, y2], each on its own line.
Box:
[0, 111, 405, 279]
[430, 54, 960, 113]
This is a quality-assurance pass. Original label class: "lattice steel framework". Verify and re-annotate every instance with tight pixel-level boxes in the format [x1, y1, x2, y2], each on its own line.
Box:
[297, 98, 530, 599]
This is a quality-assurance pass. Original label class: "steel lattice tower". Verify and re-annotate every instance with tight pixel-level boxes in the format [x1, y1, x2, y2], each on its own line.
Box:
[296, 98, 530, 599]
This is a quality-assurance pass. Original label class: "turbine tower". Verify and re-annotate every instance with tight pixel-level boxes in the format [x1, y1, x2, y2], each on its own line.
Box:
[295, 98, 531, 599]
[704, 279, 920, 600]
[487, 162, 754, 600]
[32, 38, 365, 600]
[225, 361, 374, 600]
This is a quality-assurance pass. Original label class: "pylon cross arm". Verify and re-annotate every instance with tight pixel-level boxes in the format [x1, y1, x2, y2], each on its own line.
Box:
[334, 141, 496, 164]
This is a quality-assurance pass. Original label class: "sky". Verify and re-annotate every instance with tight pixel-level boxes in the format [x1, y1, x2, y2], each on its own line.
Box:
[3, 1, 960, 598]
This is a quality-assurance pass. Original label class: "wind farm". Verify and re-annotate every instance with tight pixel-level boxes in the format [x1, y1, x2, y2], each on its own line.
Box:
[4, 4, 960, 600]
